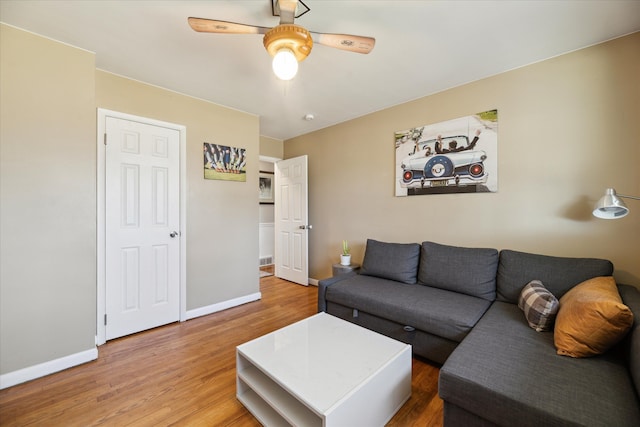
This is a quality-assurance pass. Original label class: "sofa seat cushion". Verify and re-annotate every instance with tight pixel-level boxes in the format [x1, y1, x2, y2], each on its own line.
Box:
[324, 274, 492, 343]
[439, 301, 640, 427]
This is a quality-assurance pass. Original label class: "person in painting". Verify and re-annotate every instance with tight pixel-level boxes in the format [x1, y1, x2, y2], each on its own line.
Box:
[436, 129, 482, 154]
[207, 144, 217, 171]
[222, 146, 231, 172]
[212, 144, 224, 172]
[230, 147, 242, 173]
[229, 147, 237, 172]
[204, 143, 215, 168]
[235, 149, 246, 173]
[259, 177, 268, 195]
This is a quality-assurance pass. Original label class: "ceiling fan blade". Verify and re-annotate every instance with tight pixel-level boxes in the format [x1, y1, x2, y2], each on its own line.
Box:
[311, 32, 376, 54]
[277, 0, 298, 24]
[188, 17, 269, 35]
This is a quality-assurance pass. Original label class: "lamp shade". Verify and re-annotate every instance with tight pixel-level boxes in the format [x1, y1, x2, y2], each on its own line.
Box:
[593, 188, 629, 219]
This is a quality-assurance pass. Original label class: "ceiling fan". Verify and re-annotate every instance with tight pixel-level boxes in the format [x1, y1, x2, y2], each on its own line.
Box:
[188, 0, 375, 80]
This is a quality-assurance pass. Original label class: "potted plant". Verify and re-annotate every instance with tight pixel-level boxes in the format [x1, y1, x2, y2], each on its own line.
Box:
[340, 240, 351, 266]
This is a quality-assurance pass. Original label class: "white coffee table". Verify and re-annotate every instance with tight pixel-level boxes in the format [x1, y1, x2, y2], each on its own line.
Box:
[236, 312, 412, 426]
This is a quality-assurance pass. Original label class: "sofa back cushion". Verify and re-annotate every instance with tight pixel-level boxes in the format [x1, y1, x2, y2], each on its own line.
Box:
[496, 250, 614, 303]
[360, 239, 421, 284]
[418, 241, 498, 301]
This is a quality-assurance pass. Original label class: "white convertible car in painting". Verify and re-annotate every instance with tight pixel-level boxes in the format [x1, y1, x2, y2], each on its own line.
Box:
[399, 133, 488, 190]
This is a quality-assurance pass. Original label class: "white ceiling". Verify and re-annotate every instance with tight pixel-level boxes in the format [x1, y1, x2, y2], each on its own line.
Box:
[2, 1, 639, 140]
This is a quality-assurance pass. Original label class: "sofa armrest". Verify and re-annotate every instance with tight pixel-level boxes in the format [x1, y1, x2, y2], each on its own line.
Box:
[317, 271, 358, 312]
[617, 283, 640, 400]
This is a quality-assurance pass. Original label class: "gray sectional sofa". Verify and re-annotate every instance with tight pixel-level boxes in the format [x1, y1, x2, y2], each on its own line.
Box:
[317, 239, 640, 427]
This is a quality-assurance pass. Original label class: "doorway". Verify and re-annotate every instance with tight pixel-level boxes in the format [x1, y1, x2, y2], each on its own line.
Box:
[97, 109, 187, 345]
[259, 156, 279, 278]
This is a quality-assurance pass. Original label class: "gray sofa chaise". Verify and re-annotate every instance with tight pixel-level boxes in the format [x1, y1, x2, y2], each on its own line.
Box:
[317, 239, 640, 426]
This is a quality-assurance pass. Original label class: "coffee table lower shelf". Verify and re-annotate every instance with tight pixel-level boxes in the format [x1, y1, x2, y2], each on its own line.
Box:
[237, 360, 321, 426]
[237, 390, 289, 427]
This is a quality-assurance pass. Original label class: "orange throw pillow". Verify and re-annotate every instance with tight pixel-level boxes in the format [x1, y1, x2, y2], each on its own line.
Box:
[554, 276, 633, 358]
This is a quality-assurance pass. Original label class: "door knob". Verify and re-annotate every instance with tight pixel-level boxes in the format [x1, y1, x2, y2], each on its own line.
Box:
[170, 231, 180, 238]
[298, 225, 313, 230]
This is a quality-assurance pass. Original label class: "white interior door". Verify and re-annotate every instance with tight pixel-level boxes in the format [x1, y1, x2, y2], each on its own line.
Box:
[275, 155, 310, 286]
[105, 116, 180, 340]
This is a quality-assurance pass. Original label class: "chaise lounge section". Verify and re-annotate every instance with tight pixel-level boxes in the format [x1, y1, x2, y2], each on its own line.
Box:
[317, 240, 640, 426]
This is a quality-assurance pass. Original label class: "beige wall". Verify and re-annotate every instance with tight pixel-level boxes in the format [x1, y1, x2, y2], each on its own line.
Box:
[260, 135, 284, 159]
[96, 71, 260, 309]
[1, 24, 261, 378]
[1, 24, 97, 374]
[285, 32, 640, 287]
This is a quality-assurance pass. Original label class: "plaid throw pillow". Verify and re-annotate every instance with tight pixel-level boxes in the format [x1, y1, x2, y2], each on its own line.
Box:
[518, 280, 560, 332]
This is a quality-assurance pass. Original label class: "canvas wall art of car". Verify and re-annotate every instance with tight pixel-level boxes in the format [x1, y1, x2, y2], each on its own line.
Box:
[395, 110, 498, 196]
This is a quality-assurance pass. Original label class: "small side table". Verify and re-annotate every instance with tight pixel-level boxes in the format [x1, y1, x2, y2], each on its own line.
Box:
[332, 263, 360, 277]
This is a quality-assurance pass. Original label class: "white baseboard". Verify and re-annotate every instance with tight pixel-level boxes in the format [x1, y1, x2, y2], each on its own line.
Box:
[0, 347, 98, 390]
[308, 278, 319, 286]
[185, 292, 262, 320]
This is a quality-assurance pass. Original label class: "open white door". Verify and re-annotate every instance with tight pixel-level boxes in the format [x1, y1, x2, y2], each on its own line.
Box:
[275, 155, 310, 286]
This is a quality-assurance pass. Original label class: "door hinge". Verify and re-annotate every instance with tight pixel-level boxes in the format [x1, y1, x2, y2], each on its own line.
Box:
[103, 133, 107, 145]
[104, 314, 107, 326]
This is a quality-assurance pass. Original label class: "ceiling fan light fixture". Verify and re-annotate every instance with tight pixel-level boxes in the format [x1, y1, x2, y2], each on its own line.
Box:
[264, 24, 313, 80]
[189, 5, 375, 81]
[272, 48, 298, 80]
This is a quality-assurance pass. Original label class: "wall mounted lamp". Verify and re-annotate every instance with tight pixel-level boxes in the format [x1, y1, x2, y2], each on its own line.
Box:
[592, 188, 640, 219]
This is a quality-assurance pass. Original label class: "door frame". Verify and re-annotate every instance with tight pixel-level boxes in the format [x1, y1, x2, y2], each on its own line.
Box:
[96, 109, 187, 346]
[259, 155, 281, 268]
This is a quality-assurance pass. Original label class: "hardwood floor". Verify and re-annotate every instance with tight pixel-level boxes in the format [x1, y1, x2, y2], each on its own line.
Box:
[0, 275, 443, 426]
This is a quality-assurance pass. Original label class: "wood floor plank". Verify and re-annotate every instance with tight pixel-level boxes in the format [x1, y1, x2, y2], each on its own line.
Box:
[0, 275, 443, 426]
